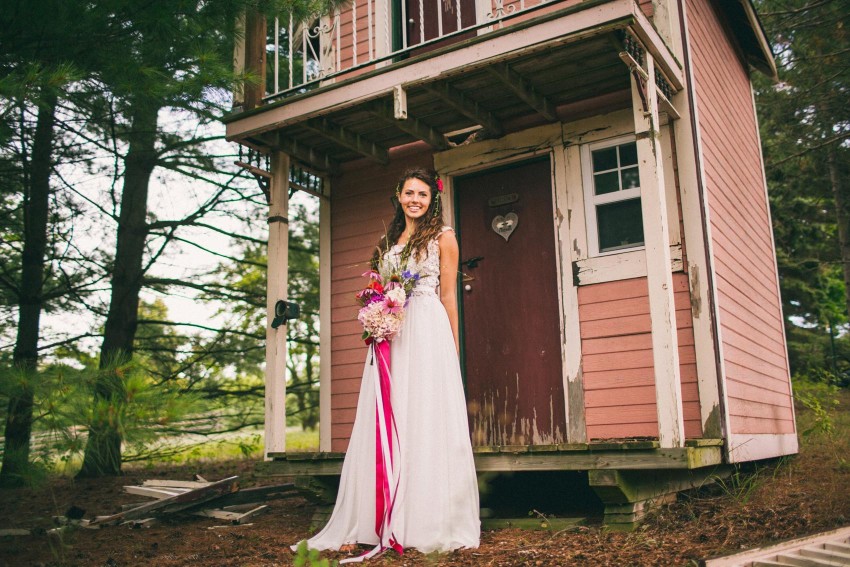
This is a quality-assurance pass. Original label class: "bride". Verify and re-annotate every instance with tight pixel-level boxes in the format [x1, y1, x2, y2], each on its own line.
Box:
[296, 167, 480, 560]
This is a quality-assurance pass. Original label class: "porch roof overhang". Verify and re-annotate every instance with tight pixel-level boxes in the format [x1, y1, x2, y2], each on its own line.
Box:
[223, 0, 683, 174]
[717, 0, 778, 80]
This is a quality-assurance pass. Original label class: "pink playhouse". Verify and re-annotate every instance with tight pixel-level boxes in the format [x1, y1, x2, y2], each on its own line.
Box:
[224, 0, 797, 528]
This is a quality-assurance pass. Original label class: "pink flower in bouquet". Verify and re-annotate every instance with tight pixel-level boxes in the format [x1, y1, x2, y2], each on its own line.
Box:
[358, 300, 403, 342]
[382, 288, 406, 315]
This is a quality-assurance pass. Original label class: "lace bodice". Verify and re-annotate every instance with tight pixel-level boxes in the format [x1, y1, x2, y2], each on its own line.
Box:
[383, 227, 452, 294]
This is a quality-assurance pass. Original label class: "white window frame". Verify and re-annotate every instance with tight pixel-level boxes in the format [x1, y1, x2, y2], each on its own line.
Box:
[581, 134, 645, 258]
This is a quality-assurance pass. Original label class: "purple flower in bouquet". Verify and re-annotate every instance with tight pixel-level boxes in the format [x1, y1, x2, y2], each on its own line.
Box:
[401, 269, 420, 281]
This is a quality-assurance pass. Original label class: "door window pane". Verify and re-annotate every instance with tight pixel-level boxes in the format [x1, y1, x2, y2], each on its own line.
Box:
[597, 198, 644, 252]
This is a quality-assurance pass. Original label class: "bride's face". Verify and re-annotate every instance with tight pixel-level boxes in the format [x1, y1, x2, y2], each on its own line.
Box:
[399, 178, 432, 222]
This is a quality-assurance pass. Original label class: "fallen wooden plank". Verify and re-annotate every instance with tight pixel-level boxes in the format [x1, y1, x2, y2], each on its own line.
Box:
[141, 479, 211, 489]
[222, 503, 264, 512]
[206, 523, 254, 530]
[121, 502, 151, 511]
[231, 505, 267, 524]
[78, 519, 99, 530]
[190, 483, 298, 508]
[121, 518, 158, 529]
[192, 509, 245, 521]
[124, 485, 189, 499]
[90, 475, 239, 526]
[193, 504, 268, 524]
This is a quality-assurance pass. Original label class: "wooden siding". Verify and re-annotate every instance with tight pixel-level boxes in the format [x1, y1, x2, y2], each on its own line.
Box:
[330, 150, 436, 452]
[579, 274, 702, 440]
[687, 0, 794, 435]
[333, 0, 379, 82]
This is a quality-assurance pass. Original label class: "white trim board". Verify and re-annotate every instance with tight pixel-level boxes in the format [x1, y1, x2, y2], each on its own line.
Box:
[574, 244, 683, 285]
[319, 182, 333, 452]
[264, 151, 291, 457]
[726, 433, 798, 463]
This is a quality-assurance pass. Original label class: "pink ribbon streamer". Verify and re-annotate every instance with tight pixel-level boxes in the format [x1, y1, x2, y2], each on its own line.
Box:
[341, 341, 403, 563]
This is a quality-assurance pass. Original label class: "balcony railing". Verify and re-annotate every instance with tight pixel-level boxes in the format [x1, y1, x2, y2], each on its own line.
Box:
[267, 0, 564, 101]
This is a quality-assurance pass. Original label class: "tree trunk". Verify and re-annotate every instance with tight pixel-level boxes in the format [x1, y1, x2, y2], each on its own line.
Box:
[0, 94, 57, 487]
[77, 101, 159, 478]
[827, 145, 850, 322]
[242, 8, 266, 110]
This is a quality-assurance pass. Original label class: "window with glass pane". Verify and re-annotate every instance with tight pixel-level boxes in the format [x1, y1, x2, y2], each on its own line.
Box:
[586, 140, 645, 254]
[597, 198, 644, 252]
[592, 142, 640, 195]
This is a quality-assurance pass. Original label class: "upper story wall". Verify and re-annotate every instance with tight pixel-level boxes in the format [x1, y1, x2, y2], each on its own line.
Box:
[686, 0, 794, 438]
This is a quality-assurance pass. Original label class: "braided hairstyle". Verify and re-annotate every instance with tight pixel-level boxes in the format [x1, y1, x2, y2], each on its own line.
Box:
[371, 167, 444, 269]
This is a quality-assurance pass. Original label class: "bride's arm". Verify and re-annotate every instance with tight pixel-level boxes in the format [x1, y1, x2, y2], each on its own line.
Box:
[438, 229, 461, 354]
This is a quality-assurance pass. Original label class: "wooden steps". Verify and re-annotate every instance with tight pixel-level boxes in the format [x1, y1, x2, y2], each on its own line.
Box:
[703, 525, 850, 567]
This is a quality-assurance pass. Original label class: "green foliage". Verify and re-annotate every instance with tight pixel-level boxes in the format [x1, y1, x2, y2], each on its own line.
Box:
[0, 358, 201, 476]
[793, 372, 841, 438]
[292, 540, 338, 567]
[201, 192, 322, 432]
[713, 466, 765, 505]
[755, 0, 850, 382]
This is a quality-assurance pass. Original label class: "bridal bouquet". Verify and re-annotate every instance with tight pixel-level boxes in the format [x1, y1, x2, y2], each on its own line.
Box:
[355, 266, 420, 343]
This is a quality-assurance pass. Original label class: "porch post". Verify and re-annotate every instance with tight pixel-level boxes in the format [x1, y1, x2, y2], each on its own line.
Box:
[265, 151, 291, 457]
[631, 52, 685, 448]
[318, 183, 332, 452]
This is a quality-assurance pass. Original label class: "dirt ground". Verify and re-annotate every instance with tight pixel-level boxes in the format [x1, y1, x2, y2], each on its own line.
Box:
[1, 395, 848, 567]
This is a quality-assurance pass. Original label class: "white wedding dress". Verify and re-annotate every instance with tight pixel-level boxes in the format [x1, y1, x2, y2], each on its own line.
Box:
[301, 228, 480, 555]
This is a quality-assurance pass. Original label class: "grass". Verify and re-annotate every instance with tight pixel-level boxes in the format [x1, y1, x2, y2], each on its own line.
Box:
[127, 427, 321, 466]
[11, 427, 321, 479]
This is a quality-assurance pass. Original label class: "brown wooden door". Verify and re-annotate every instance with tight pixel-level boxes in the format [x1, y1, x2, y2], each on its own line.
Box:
[455, 157, 566, 447]
[404, 0, 476, 54]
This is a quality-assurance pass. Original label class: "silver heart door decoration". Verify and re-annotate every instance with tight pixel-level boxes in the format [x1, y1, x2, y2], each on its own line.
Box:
[491, 212, 518, 242]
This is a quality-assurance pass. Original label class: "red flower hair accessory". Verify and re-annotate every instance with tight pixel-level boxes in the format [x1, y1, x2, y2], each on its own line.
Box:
[436, 177, 444, 193]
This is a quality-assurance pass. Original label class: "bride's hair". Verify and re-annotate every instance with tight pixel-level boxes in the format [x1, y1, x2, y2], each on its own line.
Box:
[371, 167, 444, 269]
